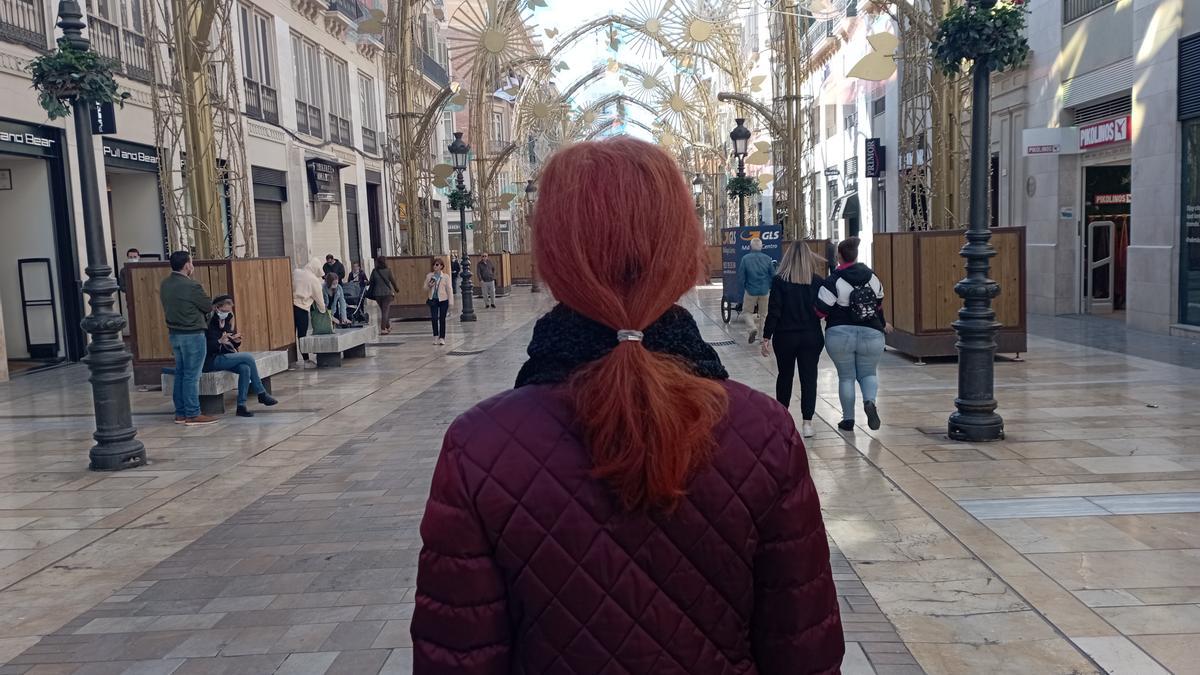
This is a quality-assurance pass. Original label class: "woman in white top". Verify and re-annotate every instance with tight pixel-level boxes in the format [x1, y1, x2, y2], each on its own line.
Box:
[292, 257, 328, 367]
[425, 258, 454, 346]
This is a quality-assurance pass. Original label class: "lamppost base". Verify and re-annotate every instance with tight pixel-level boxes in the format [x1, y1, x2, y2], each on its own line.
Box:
[948, 411, 1005, 443]
[89, 439, 147, 471]
[530, 283, 541, 293]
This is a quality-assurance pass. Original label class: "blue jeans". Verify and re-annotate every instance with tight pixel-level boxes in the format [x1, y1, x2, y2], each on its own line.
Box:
[824, 325, 886, 421]
[210, 352, 265, 406]
[169, 332, 207, 418]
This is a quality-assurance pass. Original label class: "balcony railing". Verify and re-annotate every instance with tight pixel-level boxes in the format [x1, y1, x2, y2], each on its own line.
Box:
[1064, 0, 1115, 23]
[362, 127, 378, 154]
[329, 113, 352, 146]
[244, 79, 279, 124]
[1, 0, 47, 50]
[417, 49, 449, 87]
[328, 0, 366, 21]
[88, 15, 122, 66]
[123, 29, 151, 82]
[296, 101, 323, 137]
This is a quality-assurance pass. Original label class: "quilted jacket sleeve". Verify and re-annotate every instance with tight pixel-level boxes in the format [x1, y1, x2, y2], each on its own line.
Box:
[751, 426, 844, 675]
[412, 435, 510, 674]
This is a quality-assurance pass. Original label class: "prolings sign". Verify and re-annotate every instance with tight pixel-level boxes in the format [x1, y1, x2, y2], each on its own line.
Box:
[1023, 115, 1132, 156]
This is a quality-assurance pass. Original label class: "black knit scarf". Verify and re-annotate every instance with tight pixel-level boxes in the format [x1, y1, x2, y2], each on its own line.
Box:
[515, 304, 728, 387]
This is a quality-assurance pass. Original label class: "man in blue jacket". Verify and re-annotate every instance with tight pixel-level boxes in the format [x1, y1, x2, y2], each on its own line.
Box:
[737, 237, 775, 344]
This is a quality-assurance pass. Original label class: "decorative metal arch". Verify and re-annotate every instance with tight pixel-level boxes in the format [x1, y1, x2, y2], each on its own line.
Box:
[568, 93, 660, 137]
[542, 14, 735, 79]
[583, 117, 658, 141]
[560, 62, 653, 102]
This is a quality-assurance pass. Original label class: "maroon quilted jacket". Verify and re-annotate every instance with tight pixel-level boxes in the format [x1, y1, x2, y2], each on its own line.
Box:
[412, 380, 844, 674]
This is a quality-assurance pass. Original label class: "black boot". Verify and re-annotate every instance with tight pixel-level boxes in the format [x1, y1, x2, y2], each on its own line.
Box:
[236, 405, 254, 418]
[258, 392, 278, 406]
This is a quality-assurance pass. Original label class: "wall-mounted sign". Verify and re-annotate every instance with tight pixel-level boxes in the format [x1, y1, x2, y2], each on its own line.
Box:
[1022, 126, 1081, 156]
[1079, 115, 1131, 150]
[305, 157, 347, 204]
[1059, 206, 1075, 220]
[102, 139, 159, 172]
[0, 119, 59, 159]
[1094, 193, 1132, 205]
[864, 138, 884, 177]
[823, 167, 840, 177]
[91, 101, 117, 135]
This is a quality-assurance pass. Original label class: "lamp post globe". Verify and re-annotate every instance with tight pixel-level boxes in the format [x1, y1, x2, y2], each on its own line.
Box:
[448, 132, 476, 322]
[525, 179, 540, 293]
[730, 118, 751, 228]
[692, 173, 704, 197]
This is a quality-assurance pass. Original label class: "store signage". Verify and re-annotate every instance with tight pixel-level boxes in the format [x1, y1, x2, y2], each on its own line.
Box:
[102, 139, 159, 171]
[1022, 127, 1081, 156]
[1027, 144, 1060, 154]
[823, 167, 840, 177]
[1094, 193, 1132, 205]
[1059, 206, 1075, 221]
[1186, 204, 1200, 245]
[91, 101, 117, 135]
[0, 120, 59, 159]
[1079, 115, 1131, 150]
[864, 138, 884, 177]
[305, 157, 346, 204]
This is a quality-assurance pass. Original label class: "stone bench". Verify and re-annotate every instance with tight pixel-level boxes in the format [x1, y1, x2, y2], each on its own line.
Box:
[162, 351, 289, 415]
[297, 324, 376, 368]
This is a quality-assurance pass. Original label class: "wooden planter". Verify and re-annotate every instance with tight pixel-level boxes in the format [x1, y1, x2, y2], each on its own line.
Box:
[127, 258, 295, 385]
[380, 255, 451, 320]
[706, 245, 722, 280]
[872, 228, 1027, 359]
[508, 252, 533, 284]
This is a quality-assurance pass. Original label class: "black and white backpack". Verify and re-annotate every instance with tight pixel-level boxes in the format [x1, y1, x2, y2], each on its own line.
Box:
[847, 282, 878, 322]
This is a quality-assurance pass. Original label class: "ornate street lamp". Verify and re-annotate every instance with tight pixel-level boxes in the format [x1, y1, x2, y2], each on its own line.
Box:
[55, 0, 145, 471]
[947, 0, 1005, 442]
[525, 180, 540, 293]
[448, 132, 476, 322]
[692, 173, 705, 231]
[730, 118, 751, 228]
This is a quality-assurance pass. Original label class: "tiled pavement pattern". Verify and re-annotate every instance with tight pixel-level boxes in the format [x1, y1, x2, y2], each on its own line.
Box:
[3, 286, 1200, 673]
[0, 291, 920, 675]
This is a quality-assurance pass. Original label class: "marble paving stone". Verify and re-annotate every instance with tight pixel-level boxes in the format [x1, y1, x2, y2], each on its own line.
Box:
[1088, 492, 1200, 515]
[1131, 634, 1200, 674]
[983, 517, 1151, 553]
[1067, 456, 1191, 475]
[1029, 549, 1200, 590]
[1095, 605, 1200, 636]
[958, 497, 1110, 520]
[1071, 636, 1171, 675]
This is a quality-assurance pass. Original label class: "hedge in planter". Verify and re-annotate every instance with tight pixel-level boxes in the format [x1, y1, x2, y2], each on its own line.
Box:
[27, 42, 130, 120]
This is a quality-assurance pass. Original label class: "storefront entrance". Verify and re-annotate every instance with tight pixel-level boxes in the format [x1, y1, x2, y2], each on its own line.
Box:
[0, 118, 84, 377]
[1082, 164, 1131, 315]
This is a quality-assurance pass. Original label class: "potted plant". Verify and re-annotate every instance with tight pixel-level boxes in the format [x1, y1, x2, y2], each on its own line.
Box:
[27, 40, 130, 120]
[726, 176, 761, 200]
[448, 187, 475, 211]
[931, 0, 1030, 76]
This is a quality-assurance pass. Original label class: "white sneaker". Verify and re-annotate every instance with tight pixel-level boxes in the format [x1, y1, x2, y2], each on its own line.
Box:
[432, 338, 440, 345]
[802, 421, 814, 438]
[437, 338, 446, 346]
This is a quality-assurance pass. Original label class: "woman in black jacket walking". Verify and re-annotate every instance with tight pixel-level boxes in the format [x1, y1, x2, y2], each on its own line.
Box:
[761, 241, 826, 438]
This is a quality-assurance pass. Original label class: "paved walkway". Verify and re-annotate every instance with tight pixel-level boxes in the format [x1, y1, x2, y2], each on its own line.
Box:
[0, 287, 1196, 673]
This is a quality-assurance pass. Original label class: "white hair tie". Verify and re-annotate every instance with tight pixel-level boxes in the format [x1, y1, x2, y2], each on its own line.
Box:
[616, 330, 644, 343]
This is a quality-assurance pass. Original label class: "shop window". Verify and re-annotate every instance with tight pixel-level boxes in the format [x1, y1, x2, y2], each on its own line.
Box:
[1181, 120, 1200, 325]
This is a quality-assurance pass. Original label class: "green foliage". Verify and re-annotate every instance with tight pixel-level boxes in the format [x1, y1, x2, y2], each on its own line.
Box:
[726, 176, 760, 200]
[931, 0, 1030, 76]
[27, 42, 130, 120]
[449, 188, 474, 211]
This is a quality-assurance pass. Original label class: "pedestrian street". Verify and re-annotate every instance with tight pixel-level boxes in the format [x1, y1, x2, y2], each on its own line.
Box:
[0, 288, 1196, 674]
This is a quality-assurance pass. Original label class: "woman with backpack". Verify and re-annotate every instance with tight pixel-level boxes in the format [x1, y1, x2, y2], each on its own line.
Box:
[760, 241, 826, 438]
[815, 237, 890, 432]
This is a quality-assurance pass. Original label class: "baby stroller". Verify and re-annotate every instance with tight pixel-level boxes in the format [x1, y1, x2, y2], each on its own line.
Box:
[344, 280, 372, 325]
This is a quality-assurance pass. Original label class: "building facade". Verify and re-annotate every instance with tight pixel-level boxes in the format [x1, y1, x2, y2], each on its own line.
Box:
[0, 0, 451, 378]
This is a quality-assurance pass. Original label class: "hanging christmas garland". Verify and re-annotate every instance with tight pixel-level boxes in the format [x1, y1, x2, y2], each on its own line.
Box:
[27, 42, 130, 120]
[726, 176, 760, 201]
[448, 188, 474, 211]
[931, 0, 1030, 76]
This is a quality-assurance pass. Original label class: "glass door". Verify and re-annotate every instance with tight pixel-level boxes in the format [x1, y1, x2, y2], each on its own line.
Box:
[1087, 220, 1115, 314]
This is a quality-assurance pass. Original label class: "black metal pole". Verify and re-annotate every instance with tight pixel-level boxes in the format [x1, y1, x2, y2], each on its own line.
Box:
[948, 60, 1004, 442]
[527, 199, 541, 293]
[56, 0, 145, 470]
[457, 170, 476, 322]
[737, 156, 746, 229]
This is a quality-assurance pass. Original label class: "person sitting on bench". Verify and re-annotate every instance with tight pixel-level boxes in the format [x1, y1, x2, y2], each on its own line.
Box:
[205, 295, 278, 418]
[324, 273, 353, 327]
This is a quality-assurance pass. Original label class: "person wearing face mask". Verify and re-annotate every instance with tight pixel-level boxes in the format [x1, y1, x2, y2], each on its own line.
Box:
[205, 295, 278, 418]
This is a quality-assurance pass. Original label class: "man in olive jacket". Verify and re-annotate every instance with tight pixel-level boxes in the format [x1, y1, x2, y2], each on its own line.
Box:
[161, 251, 218, 426]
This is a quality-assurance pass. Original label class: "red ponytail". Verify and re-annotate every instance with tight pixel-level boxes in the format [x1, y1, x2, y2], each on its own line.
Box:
[534, 138, 728, 511]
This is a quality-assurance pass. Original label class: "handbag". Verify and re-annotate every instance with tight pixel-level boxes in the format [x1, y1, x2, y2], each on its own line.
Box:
[310, 306, 334, 335]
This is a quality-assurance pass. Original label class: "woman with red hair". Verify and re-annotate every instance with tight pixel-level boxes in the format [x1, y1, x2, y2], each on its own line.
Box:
[411, 137, 843, 674]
